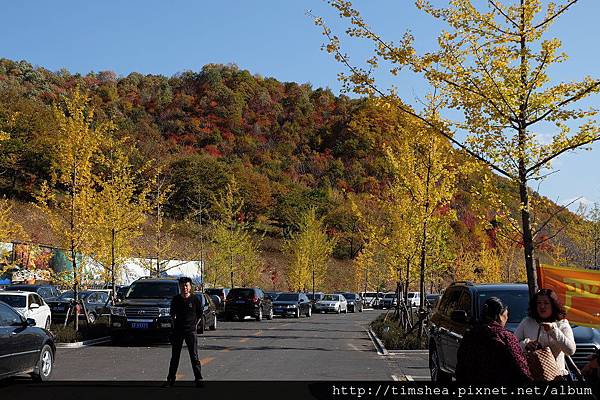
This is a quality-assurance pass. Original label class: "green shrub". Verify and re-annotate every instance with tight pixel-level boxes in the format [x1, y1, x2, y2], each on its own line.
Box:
[50, 316, 111, 343]
[370, 312, 427, 350]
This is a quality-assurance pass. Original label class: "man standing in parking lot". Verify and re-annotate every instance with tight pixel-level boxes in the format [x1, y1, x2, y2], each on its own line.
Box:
[163, 276, 203, 387]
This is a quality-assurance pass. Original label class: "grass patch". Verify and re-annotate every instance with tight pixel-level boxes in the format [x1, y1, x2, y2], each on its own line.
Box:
[50, 316, 111, 343]
[370, 312, 427, 350]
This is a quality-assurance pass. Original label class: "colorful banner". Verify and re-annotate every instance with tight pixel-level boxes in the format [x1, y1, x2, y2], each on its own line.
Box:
[537, 264, 600, 328]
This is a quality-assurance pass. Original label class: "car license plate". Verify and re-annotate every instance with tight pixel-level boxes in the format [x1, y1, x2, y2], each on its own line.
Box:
[235, 300, 245, 304]
[131, 322, 148, 329]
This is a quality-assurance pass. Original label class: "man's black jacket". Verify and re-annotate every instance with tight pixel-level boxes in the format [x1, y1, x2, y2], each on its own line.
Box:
[170, 294, 202, 333]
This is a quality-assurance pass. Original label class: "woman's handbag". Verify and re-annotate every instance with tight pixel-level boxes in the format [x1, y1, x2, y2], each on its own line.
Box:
[526, 325, 561, 381]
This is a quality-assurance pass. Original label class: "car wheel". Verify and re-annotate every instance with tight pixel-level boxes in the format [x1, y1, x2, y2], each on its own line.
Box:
[198, 316, 205, 334]
[88, 312, 97, 324]
[306, 307, 311, 317]
[45, 317, 51, 330]
[32, 344, 54, 382]
[266, 307, 273, 320]
[294, 308, 300, 318]
[256, 307, 263, 321]
[429, 345, 451, 383]
[344, 306, 348, 314]
[337, 306, 341, 314]
[209, 315, 217, 331]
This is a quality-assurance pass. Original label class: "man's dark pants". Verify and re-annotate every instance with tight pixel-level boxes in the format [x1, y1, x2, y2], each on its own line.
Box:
[167, 331, 203, 381]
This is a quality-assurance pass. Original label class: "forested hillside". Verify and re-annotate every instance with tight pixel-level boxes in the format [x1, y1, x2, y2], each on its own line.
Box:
[0, 58, 593, 291]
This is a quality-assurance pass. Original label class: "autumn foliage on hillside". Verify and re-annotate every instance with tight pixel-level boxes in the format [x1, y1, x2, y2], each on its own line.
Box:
[0, 58, 591, 290]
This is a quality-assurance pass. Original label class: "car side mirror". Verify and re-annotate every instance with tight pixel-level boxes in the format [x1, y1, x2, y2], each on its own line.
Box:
[30, 303, 40, 309]
[450, 310, 468, 324]
[26, 318, 36, 326]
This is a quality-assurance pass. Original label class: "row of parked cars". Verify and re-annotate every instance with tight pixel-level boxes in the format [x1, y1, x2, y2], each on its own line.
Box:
[111, 278, 369, 342]
[361, 291, 442, 309]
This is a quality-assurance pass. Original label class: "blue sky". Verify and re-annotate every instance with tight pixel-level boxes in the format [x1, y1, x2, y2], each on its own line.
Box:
[1, 1, 599, 211]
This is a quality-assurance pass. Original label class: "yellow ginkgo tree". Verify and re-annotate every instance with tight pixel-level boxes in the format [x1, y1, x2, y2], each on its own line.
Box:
[36, 88, 113, 331]
[284, 208, 336, 293]
[315, 0, 600, 296]
[93, 136, 152, 296]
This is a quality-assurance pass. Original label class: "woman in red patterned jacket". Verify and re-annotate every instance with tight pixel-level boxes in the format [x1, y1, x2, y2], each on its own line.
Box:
[456, 297, 533, 384]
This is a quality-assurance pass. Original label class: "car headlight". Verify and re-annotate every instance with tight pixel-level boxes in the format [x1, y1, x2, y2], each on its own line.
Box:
[348, 301, 354, 305]
[286, 304, 297, 308]
[158, 307, 171, 317]
[111, 307, 126, 317]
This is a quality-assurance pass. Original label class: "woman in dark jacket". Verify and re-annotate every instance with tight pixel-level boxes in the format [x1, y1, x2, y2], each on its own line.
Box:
[456, 297, 532, 384]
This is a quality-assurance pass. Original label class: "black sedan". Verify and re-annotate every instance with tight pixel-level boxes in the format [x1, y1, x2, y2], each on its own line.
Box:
[272, 292, 312, 318]
[0, 300, 55, 381]
[194, 292, 217, 334]
[47, 290, 112, 324]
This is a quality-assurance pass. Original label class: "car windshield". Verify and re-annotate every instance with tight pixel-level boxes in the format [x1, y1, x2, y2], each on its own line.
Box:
[58, 291, 92, 300]
[0, 295, 26, 308]
[275, 293, 299, 301]
[322, 294, 339, 301]
[205, 289, 223, 296]
[407, 293, 417, 298]
[307, 293, 323, 300]
[478, 290, 529, 324]
[343, 293, 357, 300]
[227, 289, 255, 299]
[364, 292, 377, 297]
[126, 282, 178, 299]
[383, 293, 396, 299]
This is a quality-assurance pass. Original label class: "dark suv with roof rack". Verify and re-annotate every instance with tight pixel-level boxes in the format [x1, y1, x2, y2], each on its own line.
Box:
[427, 281, 600, 382]
[224, 287, 273, 321]
[110, 277, 180, 342]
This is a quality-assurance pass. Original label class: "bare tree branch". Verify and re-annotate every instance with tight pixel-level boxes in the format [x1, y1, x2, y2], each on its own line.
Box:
[526, 135, 600, 174]
[488, 0, 519, 28]
[533, 196, 581, 238]
[531, 0, 579, 31]
[526, 80, 600, 127]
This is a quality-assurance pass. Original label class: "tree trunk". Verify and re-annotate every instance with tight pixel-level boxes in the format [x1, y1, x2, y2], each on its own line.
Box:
[519, 174, 538, 297]
[518, 6, 538, 298]
[111, 228, 116, 301]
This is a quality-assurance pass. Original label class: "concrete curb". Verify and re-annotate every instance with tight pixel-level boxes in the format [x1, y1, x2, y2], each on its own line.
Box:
[366, 328, 388, 356]
[56, 336, 111, 348]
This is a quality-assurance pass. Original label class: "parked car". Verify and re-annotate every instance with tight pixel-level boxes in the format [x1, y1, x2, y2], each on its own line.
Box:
[110, 277, 179, 342]
[0, 300, 55, 381]
[47, 290, 112, 324]
[314, 293, 348, 314]
[307, 292, 324, 311]
[427, 282, 599, 382]
[224, 287, 273, 321]
[342, 293, 363, 312]
[407, 292, 421, 307]
[426, 293, 442, 308]
[204, 288, 230, 317]
[571, 325, 600, 368]
[115, 285, 129, 302]
[3, 284, 61, 301]
[381, 292, 398, 309]
[272, 292, 312, 318]
[361, 292, 383, 309]
[194, 292, 217, 333]
[264, 291, 280, 301]
[0, 291, 52, 330]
